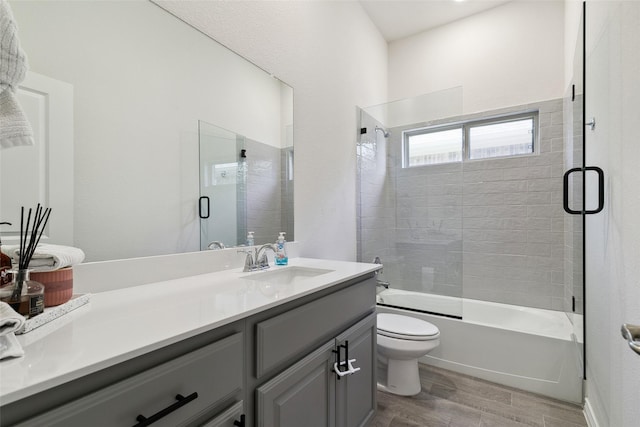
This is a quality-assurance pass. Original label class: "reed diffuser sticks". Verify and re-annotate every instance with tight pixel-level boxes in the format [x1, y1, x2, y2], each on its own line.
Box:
[11, 204, 52, 300]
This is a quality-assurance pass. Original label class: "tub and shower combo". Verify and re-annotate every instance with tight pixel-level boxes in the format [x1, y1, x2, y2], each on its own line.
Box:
[357, 89, 585, 404]
[376, 289, 582, 402]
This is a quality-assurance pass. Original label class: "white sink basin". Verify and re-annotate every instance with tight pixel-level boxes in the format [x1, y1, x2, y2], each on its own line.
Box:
[242, 266, 334, 285]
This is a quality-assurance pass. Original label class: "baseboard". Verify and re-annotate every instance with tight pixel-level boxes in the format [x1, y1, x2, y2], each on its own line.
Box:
[583, 398, 600, 427]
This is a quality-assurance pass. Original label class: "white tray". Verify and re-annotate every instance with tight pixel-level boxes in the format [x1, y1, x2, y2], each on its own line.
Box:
[17, 294, 91, 335]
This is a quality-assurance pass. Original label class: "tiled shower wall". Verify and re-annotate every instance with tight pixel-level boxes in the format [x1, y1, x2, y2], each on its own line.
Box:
[459, 99, 565, 310]
[359, 98, 570, 311]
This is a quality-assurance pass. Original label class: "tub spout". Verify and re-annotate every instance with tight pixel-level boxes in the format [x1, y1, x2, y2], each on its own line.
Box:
[376, 280, 390, 289]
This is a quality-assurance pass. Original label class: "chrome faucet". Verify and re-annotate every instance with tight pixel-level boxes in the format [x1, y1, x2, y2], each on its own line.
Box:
[238, 243, 277, 272]
[238, 249, 255, 272]
[207, 241, 226, 250]
[255, 244, 277, 269]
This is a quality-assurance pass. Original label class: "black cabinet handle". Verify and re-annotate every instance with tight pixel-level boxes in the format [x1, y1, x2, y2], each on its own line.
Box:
[333, 344, 343, 380]
[199, 196, 210, 219]
[344, 340, 349, 371]
[132, 392, 198, 427]
[333, 342, 349, 379]
[234, 414, 246, 427]
[563, 166, 604, 215]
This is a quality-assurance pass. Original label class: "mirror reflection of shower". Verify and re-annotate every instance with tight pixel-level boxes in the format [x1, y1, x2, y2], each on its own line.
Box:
[198, 120, 295, 250]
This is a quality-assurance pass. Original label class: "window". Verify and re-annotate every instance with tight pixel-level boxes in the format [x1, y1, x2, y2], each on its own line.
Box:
[404, 127, 463, 166]
[467, 115, 535, 160]
[403, 112, 537, 168]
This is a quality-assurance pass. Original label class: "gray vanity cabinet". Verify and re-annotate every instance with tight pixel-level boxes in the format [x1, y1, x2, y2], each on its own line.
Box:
[3, 273, 378, 427]
[256, 313, 377, 427]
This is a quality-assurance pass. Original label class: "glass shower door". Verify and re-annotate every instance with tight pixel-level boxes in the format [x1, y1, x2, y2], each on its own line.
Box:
[563, 4, 585, 383]
[198, 120, 246, 250]
[357, 88, 464, 318]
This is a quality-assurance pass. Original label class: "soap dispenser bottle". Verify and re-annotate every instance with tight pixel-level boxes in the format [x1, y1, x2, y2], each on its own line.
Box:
[246, 231, 255, 246]
[275, 232, 288, 266]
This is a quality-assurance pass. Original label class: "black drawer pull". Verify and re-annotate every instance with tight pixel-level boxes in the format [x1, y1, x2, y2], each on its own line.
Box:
[133, 392, 198, 427]
[234, 414, 246, 427]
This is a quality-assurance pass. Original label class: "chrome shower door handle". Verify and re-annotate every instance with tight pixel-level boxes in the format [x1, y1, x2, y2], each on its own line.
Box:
[620, 323, 640, 355]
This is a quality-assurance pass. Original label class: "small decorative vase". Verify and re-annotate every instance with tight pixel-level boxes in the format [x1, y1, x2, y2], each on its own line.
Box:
[0, 269, 45, 318]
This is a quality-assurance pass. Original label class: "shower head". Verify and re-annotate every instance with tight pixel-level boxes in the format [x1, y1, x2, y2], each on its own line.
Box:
[375, 125, 390, 138]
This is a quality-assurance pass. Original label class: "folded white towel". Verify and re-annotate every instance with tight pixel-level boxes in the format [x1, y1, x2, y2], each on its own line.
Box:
[0, 301, 25, 335]
[3, 244, 86, 272]
[0, 0, 34, 150]
[0, 333, 24, 360]
[0, 302, 25, 360]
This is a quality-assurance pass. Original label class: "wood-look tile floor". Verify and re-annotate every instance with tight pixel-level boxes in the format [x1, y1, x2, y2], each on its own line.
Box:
[370, 364, 587, 427]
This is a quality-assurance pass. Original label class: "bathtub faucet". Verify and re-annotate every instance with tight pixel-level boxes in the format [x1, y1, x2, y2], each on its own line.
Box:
[372, 256, 388, 289]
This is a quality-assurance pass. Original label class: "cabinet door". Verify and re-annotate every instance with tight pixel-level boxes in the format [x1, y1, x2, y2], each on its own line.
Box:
[256, 340, 336, 427]
[335, 313, 377, 427]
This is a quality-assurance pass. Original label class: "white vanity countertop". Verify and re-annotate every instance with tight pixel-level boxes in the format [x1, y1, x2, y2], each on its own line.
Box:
[0, 257, 379, 405]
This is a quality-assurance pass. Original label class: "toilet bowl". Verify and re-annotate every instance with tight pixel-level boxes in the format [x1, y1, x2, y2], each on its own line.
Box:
[377, 313, 440, 396]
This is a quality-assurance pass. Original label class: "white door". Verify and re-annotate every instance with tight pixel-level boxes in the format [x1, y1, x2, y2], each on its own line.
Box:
[0, 72, 73, 246]
[584, 2, 640, 426]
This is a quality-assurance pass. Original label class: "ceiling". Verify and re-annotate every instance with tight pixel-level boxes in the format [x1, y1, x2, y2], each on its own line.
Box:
[359, 0, 513, 42]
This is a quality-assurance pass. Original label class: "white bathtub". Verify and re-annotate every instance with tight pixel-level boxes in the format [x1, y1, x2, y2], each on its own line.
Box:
[376, 289, 583, 403]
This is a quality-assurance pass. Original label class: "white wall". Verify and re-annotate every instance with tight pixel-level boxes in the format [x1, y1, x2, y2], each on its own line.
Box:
[157, 0, 389, 261]
[584, 3, 640, 426]
[564, 0, 584, 88]
[388, 0, 565, 114]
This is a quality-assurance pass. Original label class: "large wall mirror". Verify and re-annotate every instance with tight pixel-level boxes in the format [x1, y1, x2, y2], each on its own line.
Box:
[1, 0, 294, 262]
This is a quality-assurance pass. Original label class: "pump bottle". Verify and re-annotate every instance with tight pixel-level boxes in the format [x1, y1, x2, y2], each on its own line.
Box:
[275, 232, 288, 265]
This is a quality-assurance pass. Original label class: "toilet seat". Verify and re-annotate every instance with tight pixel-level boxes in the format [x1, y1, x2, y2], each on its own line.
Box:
[377, 313, 439, 341]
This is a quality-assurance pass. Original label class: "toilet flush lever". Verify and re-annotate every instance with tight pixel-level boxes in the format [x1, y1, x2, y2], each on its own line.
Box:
[621, 323, 640, 355]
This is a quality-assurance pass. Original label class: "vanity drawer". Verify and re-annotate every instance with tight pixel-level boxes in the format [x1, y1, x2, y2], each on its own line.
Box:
[255, 277, 375, 378]
[17, 332, 243, 427]
[202, 401, 244, 427]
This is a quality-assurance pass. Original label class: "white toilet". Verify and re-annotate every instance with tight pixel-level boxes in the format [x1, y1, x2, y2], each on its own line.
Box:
[376, 313, 440, 396]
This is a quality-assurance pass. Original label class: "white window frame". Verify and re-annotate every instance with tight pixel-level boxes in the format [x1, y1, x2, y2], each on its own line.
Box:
[402, 110, 538, 168]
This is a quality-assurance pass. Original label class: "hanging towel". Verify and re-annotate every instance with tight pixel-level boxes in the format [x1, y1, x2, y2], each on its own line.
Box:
[3, 244, 86, 272]
[0, 0, 34, 149]
[0, 302, 25, 360]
